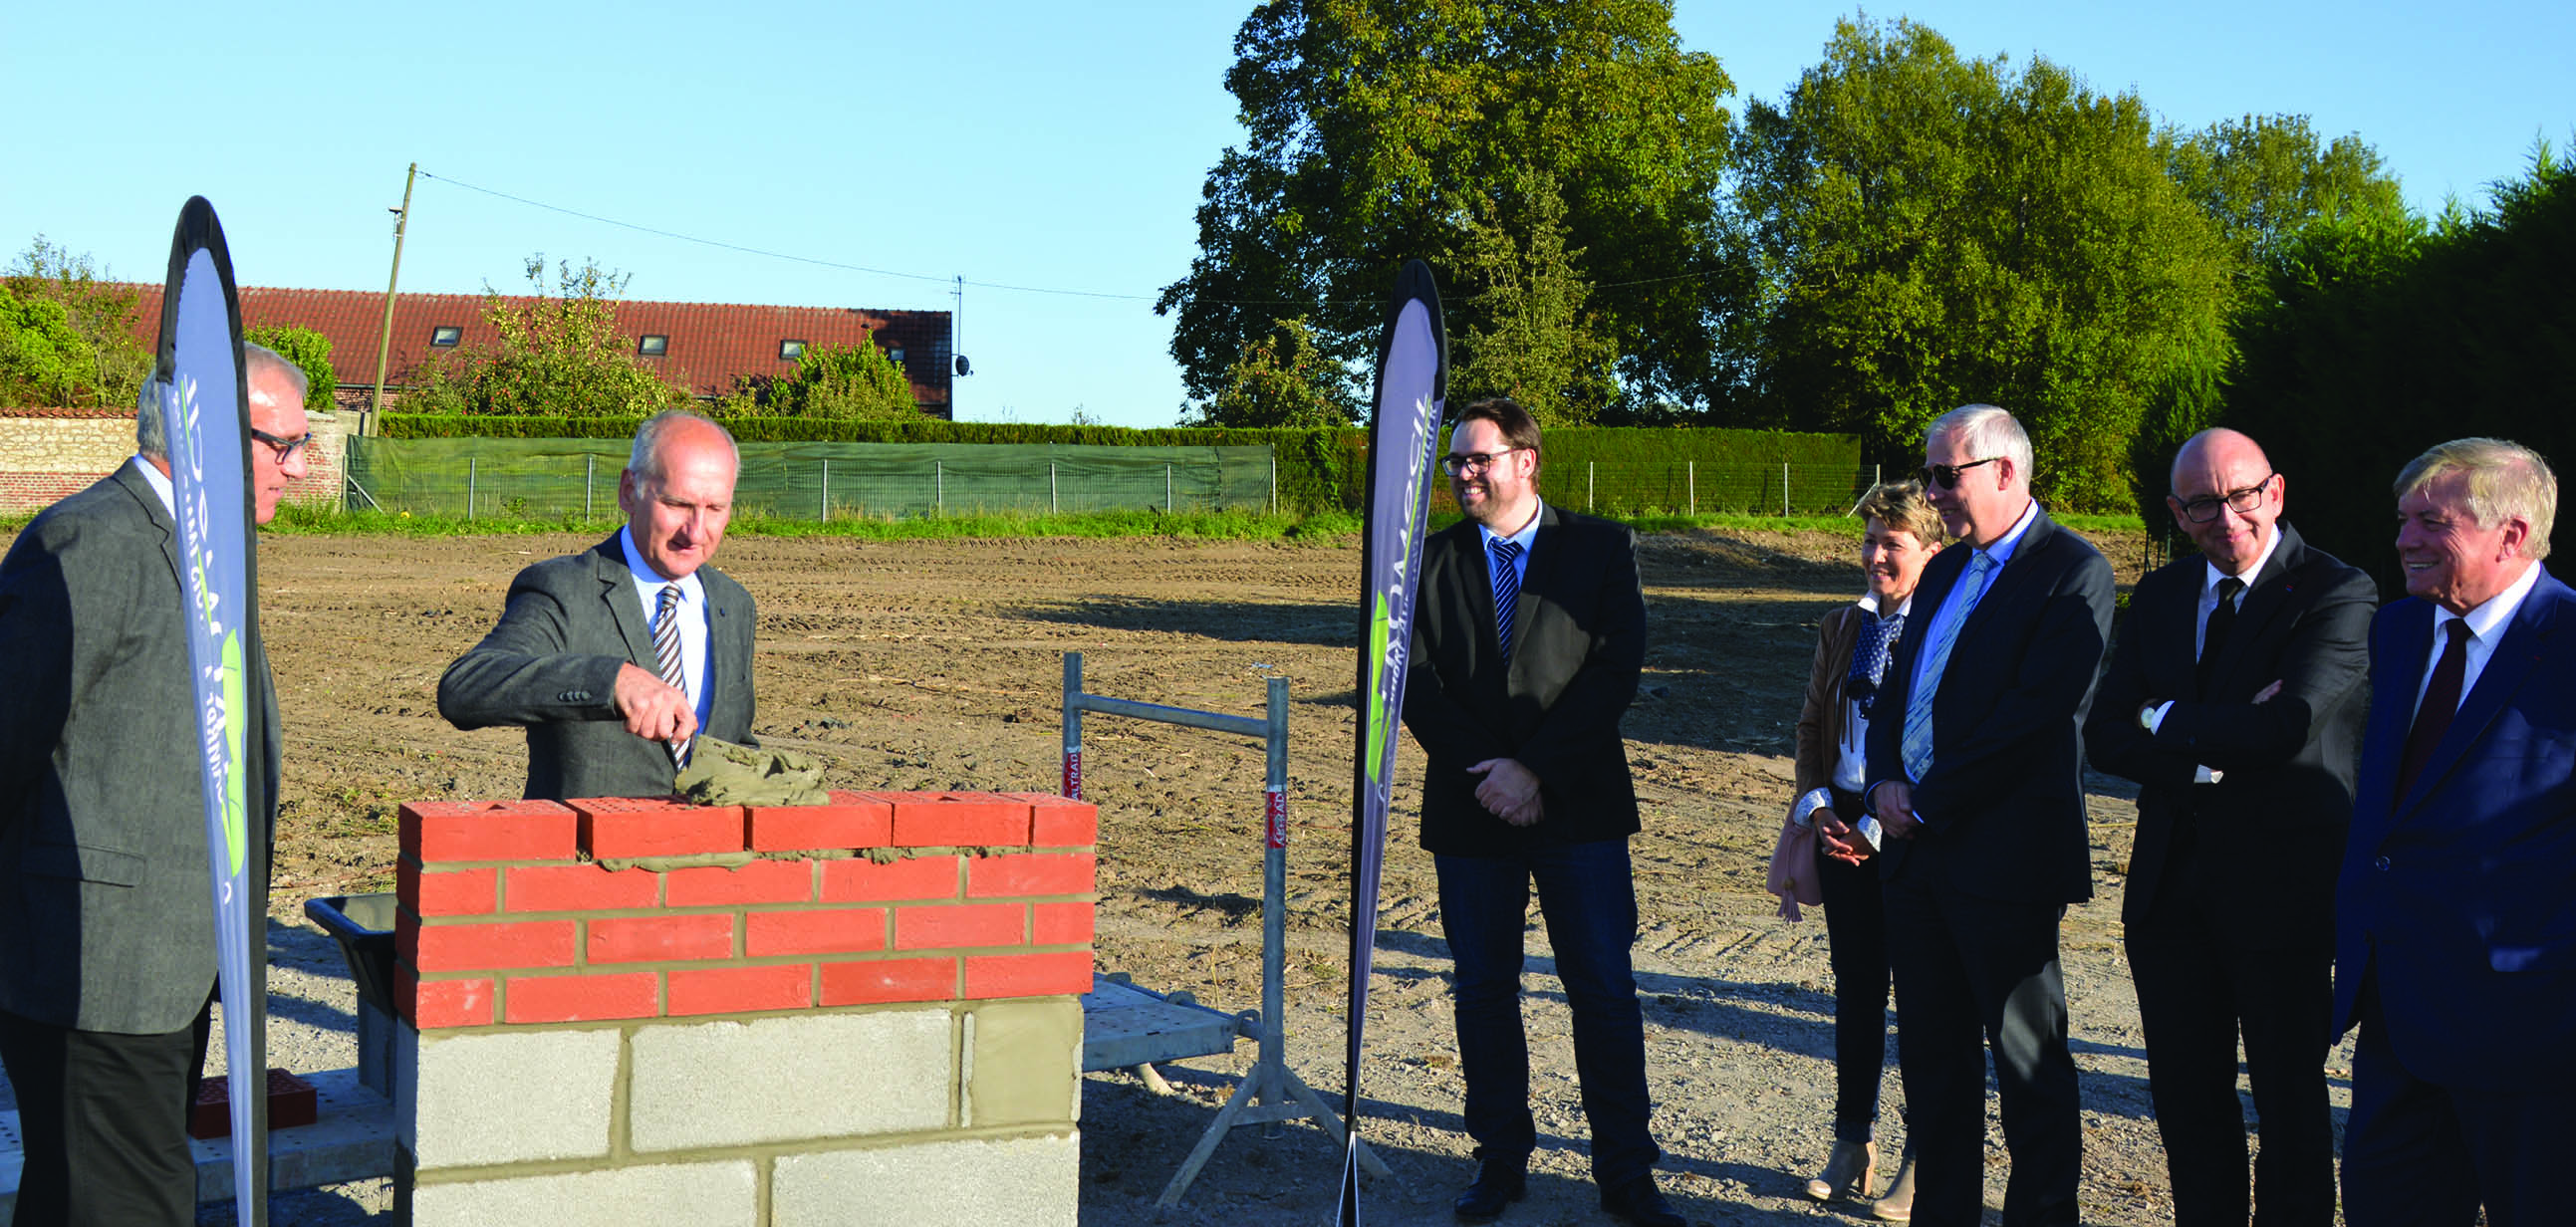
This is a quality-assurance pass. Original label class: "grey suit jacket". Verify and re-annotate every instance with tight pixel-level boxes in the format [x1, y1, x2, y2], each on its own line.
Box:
[0, 464, 281, 1035]
[438, 533, 757, 801]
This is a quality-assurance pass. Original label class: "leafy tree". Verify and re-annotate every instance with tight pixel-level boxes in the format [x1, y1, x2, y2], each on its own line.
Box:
[744, 337, 922, 420]
[2223, 143, 2570, 586]
[1729, 16, 2234, 512]
[1157, 0, 1734, 415]
[1185, 316, 1355, 427]
[1447, 170, 1620, 424]
[418, 256, 687, 418]
[245, 324, 337, 410]
[2167, 115, 2409, 276]
[0, 237, 150, 408]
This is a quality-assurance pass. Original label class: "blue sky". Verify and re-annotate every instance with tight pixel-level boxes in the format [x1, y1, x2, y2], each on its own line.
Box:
[3, 2, 2566, 428]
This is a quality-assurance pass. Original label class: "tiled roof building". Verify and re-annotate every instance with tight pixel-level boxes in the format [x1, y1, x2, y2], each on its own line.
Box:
[119, 285, 953, 419]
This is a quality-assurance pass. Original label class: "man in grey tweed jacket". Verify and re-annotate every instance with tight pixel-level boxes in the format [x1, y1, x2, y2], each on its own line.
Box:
[0, 346, 305, 1227]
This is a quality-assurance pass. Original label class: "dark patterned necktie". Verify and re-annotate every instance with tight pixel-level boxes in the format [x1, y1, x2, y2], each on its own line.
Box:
[1490, 538, 1523, 661]
[2395, 618, 2470, 803]
[2196, 577, 2245, 699]
[654, 586, 690, 767]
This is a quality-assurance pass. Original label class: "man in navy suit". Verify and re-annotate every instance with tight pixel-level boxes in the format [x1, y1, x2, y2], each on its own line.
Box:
[1851, 404, 2114, 1226]
[2336, 436, 2576, 1227]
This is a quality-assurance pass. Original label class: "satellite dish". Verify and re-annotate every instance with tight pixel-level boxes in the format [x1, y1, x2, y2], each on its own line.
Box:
[954, 355, 972, 376]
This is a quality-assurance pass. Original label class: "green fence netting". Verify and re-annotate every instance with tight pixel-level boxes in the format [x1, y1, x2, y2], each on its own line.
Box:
[345, 438, 1282, 520]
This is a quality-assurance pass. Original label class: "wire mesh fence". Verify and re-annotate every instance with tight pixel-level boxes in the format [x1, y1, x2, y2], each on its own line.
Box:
[346, 438, 1282, 520]
[344, 437, 1887, 521]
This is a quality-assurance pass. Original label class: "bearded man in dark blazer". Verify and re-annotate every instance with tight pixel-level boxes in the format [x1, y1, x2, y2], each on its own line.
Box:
[440, 410, 757, 801]
[0, 344, 307, 1227]
[1401, 397, 1677, 1227]
[1851, 404, 2114, 1227]
[2087, 427, 2375, 1227]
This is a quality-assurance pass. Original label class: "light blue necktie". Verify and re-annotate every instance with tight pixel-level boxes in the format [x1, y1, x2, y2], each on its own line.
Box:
[1490, 538, 1523, 661]
[1900, 552, 1997, 781]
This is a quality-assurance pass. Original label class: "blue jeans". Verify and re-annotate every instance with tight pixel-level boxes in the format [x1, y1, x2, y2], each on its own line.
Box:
[1435, 839, 1660, 1185]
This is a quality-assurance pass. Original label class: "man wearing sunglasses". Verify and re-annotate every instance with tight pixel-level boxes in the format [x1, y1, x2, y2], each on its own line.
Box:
[0, 342, 306, 1226]
[1842, 404, 2113, 1227]
[1402, 398, 1675, 1225]
[2085, 428, 2374, 1227]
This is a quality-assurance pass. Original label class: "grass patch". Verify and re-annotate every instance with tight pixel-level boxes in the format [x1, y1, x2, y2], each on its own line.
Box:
[262, 504, 1365, 544]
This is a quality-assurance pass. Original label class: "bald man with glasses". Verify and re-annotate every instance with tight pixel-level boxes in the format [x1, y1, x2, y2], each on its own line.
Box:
[2087, 428, 2374, 1227]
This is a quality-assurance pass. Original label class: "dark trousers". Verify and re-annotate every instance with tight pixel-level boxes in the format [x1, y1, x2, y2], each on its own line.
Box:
[2126, 894, 2336, 1226]
[1434, 839, 1660, 1185]
[2343, 987, 2576, 1227]
[0, 998, 213, 1227]
[1883, 864, 2081, 1227]
[1818, 787, 1902, 1147]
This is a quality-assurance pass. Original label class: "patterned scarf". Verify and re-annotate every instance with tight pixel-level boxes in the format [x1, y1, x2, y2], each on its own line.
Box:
[1844, 608, 1905, 720]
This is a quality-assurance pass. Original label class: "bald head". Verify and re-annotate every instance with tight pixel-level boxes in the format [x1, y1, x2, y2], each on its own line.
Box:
[2168, 427, 2283, 575]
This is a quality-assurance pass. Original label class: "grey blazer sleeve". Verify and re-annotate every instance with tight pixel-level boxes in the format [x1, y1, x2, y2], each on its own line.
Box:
[436, 556, 633, 729]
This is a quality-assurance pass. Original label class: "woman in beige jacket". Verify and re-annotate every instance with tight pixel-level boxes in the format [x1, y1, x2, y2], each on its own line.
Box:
[1771, 482, 1942, 1217]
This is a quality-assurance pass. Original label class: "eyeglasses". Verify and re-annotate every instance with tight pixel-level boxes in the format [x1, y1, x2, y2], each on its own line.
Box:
[2172, 473, 2275, 524]
[1920, 456, 2001, 489]
[249, 427, 312, 463]
[1442, 447, 1524, 476]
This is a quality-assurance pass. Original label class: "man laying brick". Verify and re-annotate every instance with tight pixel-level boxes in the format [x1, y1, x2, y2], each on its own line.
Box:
[439, 410, 758, 800]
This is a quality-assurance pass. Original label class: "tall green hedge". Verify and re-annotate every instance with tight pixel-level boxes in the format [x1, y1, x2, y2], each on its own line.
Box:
[379, 415, 1858, 514]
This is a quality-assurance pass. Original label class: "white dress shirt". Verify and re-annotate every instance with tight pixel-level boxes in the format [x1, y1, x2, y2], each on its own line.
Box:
[2143, 527, 2284, 783]
[619, 527, 713, 733]
[2416, 559, 2543, 720]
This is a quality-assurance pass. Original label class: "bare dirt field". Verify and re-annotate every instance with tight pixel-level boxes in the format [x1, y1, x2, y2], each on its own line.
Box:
[22, 521, 2367, 1225]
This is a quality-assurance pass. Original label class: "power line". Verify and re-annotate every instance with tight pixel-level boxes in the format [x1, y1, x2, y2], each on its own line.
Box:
[417, 169, 1157, 302]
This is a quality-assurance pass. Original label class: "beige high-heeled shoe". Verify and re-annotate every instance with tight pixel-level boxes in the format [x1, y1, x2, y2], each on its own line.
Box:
[1870, 1152, 1918, 1221]
[1805, 1138, 1876, 1201]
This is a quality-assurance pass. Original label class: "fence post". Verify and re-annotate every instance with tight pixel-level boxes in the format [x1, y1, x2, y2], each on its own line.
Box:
[935, 459, 944, 516]
[820, 458, 830, 523]
[1050, 461, 1058, 515]
[466, 456, 476, 521]
[1687, 460, 1695, 518]
[1165, 463, 1174, 512]
[583, 453, 594, 521]
[1587, 460, 1595, 512]
[1269, 450, 1277, 517]
[1782, 462, 1790, 517]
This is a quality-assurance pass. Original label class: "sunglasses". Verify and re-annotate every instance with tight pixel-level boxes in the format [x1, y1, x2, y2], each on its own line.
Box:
[1442, 447, 1524, 476]
[1920, 456, 2001, 489]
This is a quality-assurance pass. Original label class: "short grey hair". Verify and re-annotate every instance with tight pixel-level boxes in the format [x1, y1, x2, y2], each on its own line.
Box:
[243, 342, 309, 410]
[1927, 403, 2035, 487]
[2396, 437, 2557, 561]
[628, 409, 739, 482]
[134, 342, 310, 459]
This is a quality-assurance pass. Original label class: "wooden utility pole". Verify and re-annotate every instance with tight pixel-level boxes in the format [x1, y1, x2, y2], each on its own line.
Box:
[366, 163, 416, 434]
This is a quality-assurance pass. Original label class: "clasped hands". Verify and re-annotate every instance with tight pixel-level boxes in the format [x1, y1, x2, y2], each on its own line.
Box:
[613, 661, 698, 746]
[1468, 757, 1544, 827]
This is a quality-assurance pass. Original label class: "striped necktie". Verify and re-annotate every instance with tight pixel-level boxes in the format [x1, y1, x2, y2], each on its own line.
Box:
[653, 585, 691, 767]
[1490, 537, 1523, 662]
[1900, 551, 1997, 781]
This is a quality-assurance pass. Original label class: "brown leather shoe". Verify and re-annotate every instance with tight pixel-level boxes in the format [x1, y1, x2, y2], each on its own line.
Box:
[1870, 1152, 1918, 1222]
[1806, 1138, 1877, 1201]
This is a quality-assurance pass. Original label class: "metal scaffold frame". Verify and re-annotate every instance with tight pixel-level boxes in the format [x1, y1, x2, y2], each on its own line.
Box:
[1060, 650, 1388, 1206]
